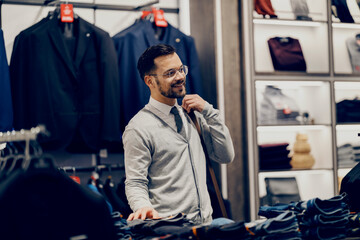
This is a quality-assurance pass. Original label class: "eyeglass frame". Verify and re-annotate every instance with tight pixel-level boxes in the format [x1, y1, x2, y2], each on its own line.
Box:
[148, 65, 188, 79]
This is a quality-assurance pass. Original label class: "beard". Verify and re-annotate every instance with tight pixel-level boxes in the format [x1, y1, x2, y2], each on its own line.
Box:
[156, 78, 186, 98]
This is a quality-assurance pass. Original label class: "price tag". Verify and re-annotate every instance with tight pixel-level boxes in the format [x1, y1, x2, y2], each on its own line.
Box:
[61, 4, 74, 23]
[153, 9, 168, 27]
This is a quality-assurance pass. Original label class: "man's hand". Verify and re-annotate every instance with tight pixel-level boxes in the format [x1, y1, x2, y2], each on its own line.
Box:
[127, 206, 160, 221]
[181, 94, 206, 113]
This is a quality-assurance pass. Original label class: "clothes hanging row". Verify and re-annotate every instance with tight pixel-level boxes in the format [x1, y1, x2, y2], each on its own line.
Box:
[5, 4, 204, 154]
[0, 0, 180, 28]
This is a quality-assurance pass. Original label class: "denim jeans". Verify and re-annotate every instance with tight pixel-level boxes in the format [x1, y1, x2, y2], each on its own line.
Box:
[251, 211, 300, 236]
[301, 193, 349, 216]
[258, 202, 302, 218]
[259, 193, 349, 219]
[299, 212, 349, 227]
[196, 221, 251, 240]
[301, 226, 347, 240]
[254, 231, 302, 240]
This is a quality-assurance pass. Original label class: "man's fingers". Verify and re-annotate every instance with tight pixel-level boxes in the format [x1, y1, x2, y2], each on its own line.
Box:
[141, 211, 147, 220]
[152, 210, 159, 219]
[127, 213, 134, 221]
[127, 207, 160, 221]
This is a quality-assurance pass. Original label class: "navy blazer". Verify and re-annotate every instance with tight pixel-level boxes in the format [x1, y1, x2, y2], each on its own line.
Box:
[112, 20, 204, 138]
[0, 29, 13, 132]
[10, 16, 120, 151]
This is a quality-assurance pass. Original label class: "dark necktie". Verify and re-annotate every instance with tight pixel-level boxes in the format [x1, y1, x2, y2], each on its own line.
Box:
[170, 106, 186, 138]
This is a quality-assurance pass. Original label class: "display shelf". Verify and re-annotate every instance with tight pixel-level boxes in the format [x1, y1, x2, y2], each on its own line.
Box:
[253, 18, 325, 27]
[256, 81, 331, 125]
[336, 125, 360, 146]
[334, 81, 360, 102]
[253, 22, 329, 73]
[243, 0, 344, 220]
[253, 0, 327, 22]
[257, 125, 333, 170]
[332, 26, 360, 74]
[258, 170, 335, 201]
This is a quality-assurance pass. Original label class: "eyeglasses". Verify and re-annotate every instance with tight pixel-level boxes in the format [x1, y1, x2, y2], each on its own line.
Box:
[149, 65, 188, 79]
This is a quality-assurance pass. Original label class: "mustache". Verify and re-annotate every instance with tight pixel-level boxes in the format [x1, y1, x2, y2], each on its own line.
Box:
[171, 79, 185, 87]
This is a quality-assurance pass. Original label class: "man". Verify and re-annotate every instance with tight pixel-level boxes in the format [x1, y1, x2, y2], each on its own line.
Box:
[123, 44, 234, 225]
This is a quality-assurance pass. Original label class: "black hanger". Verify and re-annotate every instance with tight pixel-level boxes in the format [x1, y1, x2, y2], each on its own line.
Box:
[6, 154, 25, 177]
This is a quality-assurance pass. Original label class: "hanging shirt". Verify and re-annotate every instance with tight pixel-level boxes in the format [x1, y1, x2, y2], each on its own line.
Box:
[112, 20, 203, 140]
[0, 29, 13, 132]
[290, 0, 312, 21]
[346, 36, 360, 73]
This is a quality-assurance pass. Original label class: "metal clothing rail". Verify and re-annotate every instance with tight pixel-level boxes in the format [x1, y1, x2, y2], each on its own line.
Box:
[60, 163, 124, 173]
[0, 125, 48, 160]
[0, 125, 47, 143]
[0, 0, 179, 12]
[0, 0, 179, 36]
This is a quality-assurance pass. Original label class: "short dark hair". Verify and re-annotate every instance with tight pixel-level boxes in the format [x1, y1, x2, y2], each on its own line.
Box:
[137, 44, 176, 80]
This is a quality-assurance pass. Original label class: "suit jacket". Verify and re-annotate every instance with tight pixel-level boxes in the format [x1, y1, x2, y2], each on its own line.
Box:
[112, 20, 204, 138]
[10, 16, 120, 151]
[0, 29, 13, 132]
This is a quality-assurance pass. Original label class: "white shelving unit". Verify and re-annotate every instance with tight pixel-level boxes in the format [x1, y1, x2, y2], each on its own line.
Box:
[243, 0, 360, 220]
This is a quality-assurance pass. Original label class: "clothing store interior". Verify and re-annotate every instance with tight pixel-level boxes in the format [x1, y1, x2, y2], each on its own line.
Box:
[1, 0, 360, 239]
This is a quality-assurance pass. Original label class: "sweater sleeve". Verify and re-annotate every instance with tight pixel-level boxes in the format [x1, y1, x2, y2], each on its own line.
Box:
[198, 102, 235, 164]
[123, 128, 153, 212]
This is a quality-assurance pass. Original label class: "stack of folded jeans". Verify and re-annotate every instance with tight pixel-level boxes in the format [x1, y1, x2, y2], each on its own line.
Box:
[337, 143, 360, 168]
[346, 212, 360, 238]
[259, 143, 292, 170]
[194, 221, 251, 240]
[258, 193, 350, 240]
[247, 211, 302, 239]
[337, 143, 356, 168]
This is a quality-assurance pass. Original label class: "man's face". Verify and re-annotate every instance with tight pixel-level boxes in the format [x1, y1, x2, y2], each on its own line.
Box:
[151, 53, 186, 100]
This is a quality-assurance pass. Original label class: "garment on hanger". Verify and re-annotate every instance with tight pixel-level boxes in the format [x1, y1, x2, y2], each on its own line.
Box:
[268, 37, 307, 71]
[290, 0, 312, 21]
[0, 29, 13, 132]
[332, 0, 355, 23]
[10, 13, 120, 152]
[258, 85, 301, 125]
[346, 35, 360, 73]
[112, 19, 204, 138]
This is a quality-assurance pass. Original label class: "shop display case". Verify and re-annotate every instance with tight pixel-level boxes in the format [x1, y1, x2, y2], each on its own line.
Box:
[243, 0, 360, 220]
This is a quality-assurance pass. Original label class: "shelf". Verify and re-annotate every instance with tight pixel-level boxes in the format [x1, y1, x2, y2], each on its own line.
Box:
[332, 22, 360, 29]
[336, 124, 360, 131]
[253, 18, 324, 27]
[258, 170, 335, 201]
[256, 80, 328, 88]
[257, 125, 330, 131]
[255, 72, 330, 78]
[259, 168, 334, 173]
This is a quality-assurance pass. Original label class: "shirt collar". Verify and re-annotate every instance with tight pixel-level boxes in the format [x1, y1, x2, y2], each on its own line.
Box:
[149, 96, 179, 116]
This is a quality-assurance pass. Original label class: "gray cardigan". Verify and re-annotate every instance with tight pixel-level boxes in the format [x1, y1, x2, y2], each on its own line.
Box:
[123, 101, 234, 225]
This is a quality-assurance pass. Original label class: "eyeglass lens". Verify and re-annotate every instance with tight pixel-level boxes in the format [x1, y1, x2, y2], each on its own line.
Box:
[166, 65, 188, 78]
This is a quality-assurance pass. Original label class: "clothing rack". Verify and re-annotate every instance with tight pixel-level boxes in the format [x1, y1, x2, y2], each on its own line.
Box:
[60, 163, 124, 173]
[0, 125, 48, 160]
[0, 0, 179, 28]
